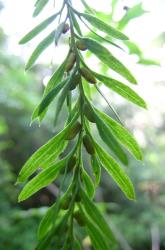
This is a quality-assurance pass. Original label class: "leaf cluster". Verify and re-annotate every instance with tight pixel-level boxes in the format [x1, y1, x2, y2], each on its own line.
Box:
[18, 0, 147, 249]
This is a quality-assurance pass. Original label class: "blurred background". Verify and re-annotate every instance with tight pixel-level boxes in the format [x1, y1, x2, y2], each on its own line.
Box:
[0, 0, 165, 249]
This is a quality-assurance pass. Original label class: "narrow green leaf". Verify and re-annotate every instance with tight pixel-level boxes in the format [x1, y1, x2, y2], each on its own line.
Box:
[138, 58, 160, 66]
[67, 99, 80, 121]
[71, 13, 82, 36]
[80, 0, 95, 14]
[54, 78, 72, 125]
[17, 141, 65, 184]
[111, 0, 118, 14]
[80, 189, 115, 243]
[33, 0, 49, 17]
[84, 98, 128, 164]
[17, 113, 78, 183]
[79, 203, 110, 249]
[87, 30, 125, 51]
[84, 215, 110, 250]
[80, 13, 128, 40]
[19, 13, 59, 44]
[34, 0, 40, 7]
[95, 108, 143, 160]
[18, 157, 67, 201]
[118, 3, 147, 30]
[82, 169, 95, 198]
[82, 38, 137, 84]
[91, 155, 101, 186]
[44, 56, 68, 96]
[73, 238, 82, 250]
[93, 72, 147, 108]
[37, 78, 67, 117]
[38, 180, 74, 239]
[36, 233, 52, 250]
[82, 78, 92, 100]
[38, 202, 57, 239]
[94, 142, 136, 200]
[124, 40, 142, 57]
[95, 113, 128, 165]
[36, 211, 70, 250]
[25, 30, 55, 70]
[31, 57, 68, 122]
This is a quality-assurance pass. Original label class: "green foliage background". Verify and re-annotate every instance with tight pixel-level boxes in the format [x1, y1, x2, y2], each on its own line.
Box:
[0, 0, 165, 249]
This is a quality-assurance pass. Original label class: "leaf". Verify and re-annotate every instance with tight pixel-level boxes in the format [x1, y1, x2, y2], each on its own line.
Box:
[70, 12, 82, 36]
[83, 99, 127, 164]
[123, 41, 160, 65]
[31, 57, 68, 122]
[37, 78, 67, 117]
[80, 13, 128, 40]
[33, 0, 49, 17]
[138, 58, 160, 66]
[17, 142, 65, 184]
[55, 22, 65, 45]
[82, 38, 137, 84]
[25, 30, 55, 70]
[94, 141, 136, 200]
[44, 56, 68, 96]
[82, 78, 92, 100]
[73, 238, 82, 250]
[95, 112, 128, 165]
[85, 217, 110, 250]
[111, 0, 118, 14]
[118, 3, 147, 30]
[78, 207, 110, 250]
[38, 179, 74, 239]
[36, 233, 53, 250]
[91, 155, 101, 186]
[35, 0, 41, 7]
[88, 30, 125, 51]
[93, 72, 147, 108]
[80, 189, 115, 243]
[67, 99, 80, 121]
[36, 211, 70, 250]
[82, 169, 95, 198]
[95, 108, 143, 160]
[19, 13, 59, 44]
[124, 40, 142, 57]
[18, 157, 67, 201]
[17, 113, 78, 183]
[38, 202, 57, 239]
[80, 0, 95, 14]
[54, 78, 72, 125]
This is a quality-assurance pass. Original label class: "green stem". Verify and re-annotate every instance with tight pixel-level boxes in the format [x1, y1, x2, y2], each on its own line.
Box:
[66, 0, 85, 184]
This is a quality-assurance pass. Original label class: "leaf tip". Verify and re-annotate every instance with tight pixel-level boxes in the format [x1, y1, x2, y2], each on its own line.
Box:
[127, 189, 136, 201]
[132, 78, 138, 84]
[134, 153, 143, 162]
[18, 193, 24, 203]
[130, 195, 136, 201]
[19, 39, 24, 45]
[16, 173, 25, 184]
[122, 34, 129, 41]
[30, 116, 37, 126]
[32, 11, 37, 18]
[143, 102, 148, 110]
[136, 149, 143, 161]
[19, 36, 28, 45]
[25, 65, 29, 71]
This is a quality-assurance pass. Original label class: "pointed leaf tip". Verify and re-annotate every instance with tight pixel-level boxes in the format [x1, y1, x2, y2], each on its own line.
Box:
[94, 142, 136, 200]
